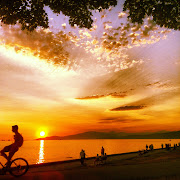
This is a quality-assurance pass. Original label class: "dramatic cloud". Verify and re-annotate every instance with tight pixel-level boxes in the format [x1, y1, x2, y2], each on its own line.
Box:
[0, 25, 73, 67]
[0, 8, 171, 76]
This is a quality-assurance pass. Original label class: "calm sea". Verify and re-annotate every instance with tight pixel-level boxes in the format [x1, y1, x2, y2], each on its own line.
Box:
[0, 139, 180, 165]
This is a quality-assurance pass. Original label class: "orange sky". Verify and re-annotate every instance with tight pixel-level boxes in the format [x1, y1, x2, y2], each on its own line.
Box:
[0, 1, 180, 140]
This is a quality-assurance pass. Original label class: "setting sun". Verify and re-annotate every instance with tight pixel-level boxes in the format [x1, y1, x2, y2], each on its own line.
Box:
[40, 131, 45, 137]
[36, 127, 48, 138]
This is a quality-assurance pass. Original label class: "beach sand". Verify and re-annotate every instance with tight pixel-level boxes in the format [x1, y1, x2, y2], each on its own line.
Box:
[1, 148, 180, 180]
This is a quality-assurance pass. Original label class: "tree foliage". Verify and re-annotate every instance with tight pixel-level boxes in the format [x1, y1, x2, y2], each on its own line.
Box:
[0, 0, 117, 31]
[0, 0, 179, 31]
[123, 0, 180, 31]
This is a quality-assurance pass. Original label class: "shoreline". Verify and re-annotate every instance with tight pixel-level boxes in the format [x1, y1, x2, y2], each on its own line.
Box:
[1, 147, 180, 179]
[30, 147, 163, 168]
[28, 147, 180, 180]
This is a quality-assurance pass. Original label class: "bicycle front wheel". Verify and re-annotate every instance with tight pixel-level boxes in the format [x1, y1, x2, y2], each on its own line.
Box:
[9, 158, 29, 177]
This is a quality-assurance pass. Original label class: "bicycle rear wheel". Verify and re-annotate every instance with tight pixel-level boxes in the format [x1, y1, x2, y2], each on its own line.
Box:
[9, 158, 29, 177]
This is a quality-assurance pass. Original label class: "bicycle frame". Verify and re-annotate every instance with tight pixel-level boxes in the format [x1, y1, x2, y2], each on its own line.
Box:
[0, 158, 29, 177]
[0, 161, 8, 175]
[0, 161, 6, 169]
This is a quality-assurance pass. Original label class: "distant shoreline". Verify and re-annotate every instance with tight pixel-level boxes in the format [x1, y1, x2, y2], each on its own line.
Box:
[35, 138, 180, 140]
[34, 130, 180, 140]
[1, 138, 180, 141]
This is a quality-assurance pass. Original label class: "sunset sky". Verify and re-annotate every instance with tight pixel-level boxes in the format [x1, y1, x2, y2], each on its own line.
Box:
[0, 0, 180, 140]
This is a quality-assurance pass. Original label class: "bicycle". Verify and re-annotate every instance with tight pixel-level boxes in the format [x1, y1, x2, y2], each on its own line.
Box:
[0, 158, 29, 177]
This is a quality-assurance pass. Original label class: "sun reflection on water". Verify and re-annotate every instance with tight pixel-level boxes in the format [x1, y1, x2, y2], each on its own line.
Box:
[37, 140, 45, 164]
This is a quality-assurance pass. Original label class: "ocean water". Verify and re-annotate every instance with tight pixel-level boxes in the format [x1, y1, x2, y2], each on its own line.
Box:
[0, 139, 180, 165]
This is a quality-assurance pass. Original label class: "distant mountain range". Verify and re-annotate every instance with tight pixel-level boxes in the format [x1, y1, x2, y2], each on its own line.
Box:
[35, 130, 180, 140]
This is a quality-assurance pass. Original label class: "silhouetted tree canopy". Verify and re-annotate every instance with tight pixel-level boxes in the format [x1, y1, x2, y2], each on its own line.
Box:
[0, 0, 117, 31]
[0, 0, 179, 31]
[123, 0, 180, 31]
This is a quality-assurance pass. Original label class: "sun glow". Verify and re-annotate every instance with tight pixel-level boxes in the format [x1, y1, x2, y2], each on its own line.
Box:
[36, 127, 48, 138]
[40, 131, 46, 137]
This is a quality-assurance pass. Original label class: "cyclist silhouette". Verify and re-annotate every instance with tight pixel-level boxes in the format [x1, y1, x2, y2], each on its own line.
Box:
[0, 125, 23, 167]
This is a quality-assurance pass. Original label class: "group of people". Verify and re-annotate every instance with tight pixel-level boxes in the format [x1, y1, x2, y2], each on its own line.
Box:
[139, 142, 180, 156]
[146, 144, 154, 151]
[139, 144, 154, 156]
[94, 146, 107, 165]
[80, 146, 107, 166]
[162, 143, 180, 150]
[80, 149, 86, 165]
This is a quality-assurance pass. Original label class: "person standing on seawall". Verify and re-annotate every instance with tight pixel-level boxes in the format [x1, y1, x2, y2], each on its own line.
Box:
[101, 146, 105, 156]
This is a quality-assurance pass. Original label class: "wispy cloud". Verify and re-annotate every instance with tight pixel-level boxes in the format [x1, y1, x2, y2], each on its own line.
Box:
[111, 105, 145, 111]
[99, 116, 143, 124]
[110, 88, 180, 112]
[0, 55, 63, 103]
[76, 92, 127, 100]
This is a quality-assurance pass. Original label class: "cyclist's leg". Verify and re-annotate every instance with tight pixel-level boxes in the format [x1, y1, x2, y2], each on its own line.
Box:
[7, 144, 19, 167]
[7, 152, 15, 162]
[0, 145, 11, 161]
[0, 151, 8, 160]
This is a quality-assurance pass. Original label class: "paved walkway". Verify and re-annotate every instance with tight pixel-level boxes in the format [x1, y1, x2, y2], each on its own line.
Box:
[1, 148, 180, 180]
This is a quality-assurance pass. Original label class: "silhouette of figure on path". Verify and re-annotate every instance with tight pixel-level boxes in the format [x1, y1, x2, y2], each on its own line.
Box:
[101, 146, 104, 156]
[80, 149, 86, 165]
[0, 125, 23, 166]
